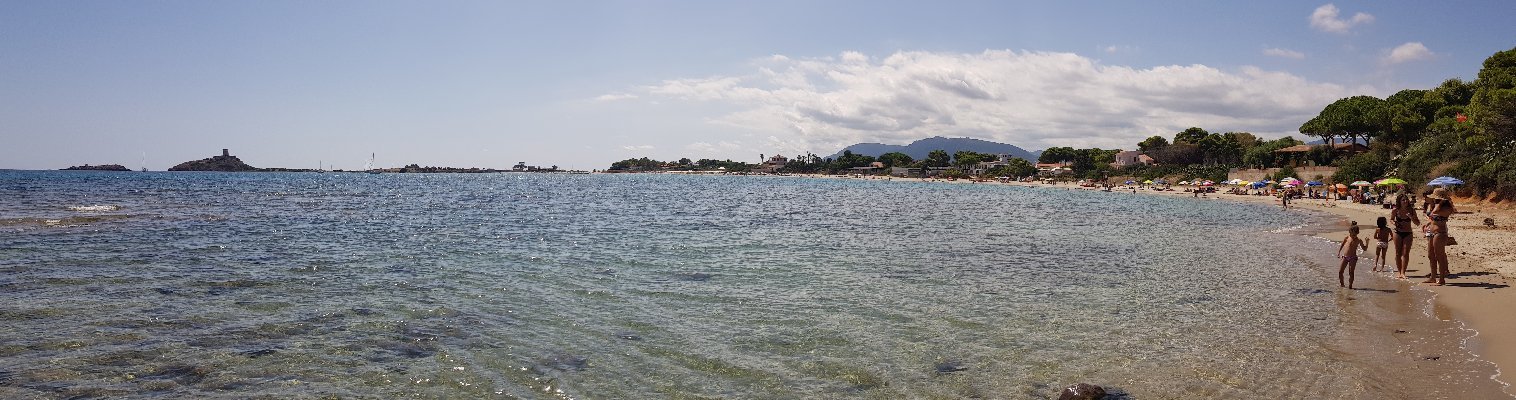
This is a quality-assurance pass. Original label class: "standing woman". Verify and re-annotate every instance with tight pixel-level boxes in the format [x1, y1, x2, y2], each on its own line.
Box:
[1389, 191, 1421, 279]
[1422, 187, 1456, 285]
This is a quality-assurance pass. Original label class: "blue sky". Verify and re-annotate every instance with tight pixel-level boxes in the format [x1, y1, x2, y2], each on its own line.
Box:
[3, 1, 1513, 170]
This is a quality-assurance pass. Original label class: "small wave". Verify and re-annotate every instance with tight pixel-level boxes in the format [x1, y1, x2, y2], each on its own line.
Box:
[67, 205, 122, 212]
[1268, 224, 1309, 233]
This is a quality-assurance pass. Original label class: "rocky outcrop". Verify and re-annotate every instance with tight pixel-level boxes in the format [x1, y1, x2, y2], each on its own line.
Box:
[61, 164, 131, 171]
[1058, 383, 1107, 400]
[168, 149, 257, 172]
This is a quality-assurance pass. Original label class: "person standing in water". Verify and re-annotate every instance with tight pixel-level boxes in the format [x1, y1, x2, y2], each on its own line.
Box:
[1338, 225, 1368, 289]
[1422, 187, 1456, 286]
[1389, 192, 1421, 279]
[1372, 217, 1391, 272]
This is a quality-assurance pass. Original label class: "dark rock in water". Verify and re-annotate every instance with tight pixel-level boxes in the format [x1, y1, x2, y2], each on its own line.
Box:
[674, 272, 713, 281]
[1423, 355, 1441, 360]
[61, 164, 131, 171]
[614, 332, 643, 341]
[379, 341, 436, 358]
[239, 348, 277, 358]
[168, 149, 257, 172]
[1058, 383, 1107, 400]
[535, 354, 589, 372]
[934, 360, 968, 374]
[142, 365, 210, 385]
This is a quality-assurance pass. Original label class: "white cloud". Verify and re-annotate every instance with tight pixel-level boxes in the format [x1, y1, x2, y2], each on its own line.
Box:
[1263, 47, 1306, 59]
[621, 145, 655, 151]
[1309, 4, 1374, 33]
[685, 141, 744, 153]
[1101, 45, 1137, 54]
[1383, 42, 1433, 64]
[594, 93, 638, 101]
[632, 50, 1355, 152]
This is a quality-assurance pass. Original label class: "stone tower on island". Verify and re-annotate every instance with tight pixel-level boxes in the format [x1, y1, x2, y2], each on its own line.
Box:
[167, 149, 257, 172]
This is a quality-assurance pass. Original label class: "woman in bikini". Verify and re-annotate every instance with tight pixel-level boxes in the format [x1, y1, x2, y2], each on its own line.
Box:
[1422, 187, 1456, 285]
[1389, 192, 1420, 279]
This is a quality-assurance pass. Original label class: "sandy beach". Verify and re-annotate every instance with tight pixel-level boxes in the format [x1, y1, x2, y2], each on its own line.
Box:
[813, 173, 1516, 395]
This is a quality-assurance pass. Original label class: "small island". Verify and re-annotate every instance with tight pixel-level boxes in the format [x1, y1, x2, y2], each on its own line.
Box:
[61, 164, 132, 171]
[168, 149, 257, 172]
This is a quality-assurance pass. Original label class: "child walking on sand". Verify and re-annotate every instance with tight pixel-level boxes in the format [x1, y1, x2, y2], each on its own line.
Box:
[1339, 225, 1368, 289]
[1372, 217, 1391, 272]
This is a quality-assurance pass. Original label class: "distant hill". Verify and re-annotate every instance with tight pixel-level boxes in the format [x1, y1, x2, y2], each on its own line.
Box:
[61, 164, 131, 171]
[169, 149, 257, 172]
[826, 136, 1041, 162]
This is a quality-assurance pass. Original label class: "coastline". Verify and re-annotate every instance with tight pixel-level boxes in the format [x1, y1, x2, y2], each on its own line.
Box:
[796, 173, 1516, 395]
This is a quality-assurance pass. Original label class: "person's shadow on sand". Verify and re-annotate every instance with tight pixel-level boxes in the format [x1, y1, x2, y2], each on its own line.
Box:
[1445, 282, 1510, 289]
[1447, 271, 1494, 278]
[1353, 288, 1398, 293]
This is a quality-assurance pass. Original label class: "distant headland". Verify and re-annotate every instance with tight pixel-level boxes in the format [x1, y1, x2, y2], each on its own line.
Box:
[152, 149, 577, 174]
[61, 164, 132, 171]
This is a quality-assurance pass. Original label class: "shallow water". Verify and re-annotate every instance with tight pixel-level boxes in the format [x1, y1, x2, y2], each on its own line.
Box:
[0, 171, 1506, 399]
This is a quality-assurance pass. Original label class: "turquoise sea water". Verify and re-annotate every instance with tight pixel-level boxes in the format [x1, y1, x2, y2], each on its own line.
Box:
[0, 171, 1506, 399]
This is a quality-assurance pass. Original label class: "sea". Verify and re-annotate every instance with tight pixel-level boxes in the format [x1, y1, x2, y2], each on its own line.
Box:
[0, 171, 1508, 399]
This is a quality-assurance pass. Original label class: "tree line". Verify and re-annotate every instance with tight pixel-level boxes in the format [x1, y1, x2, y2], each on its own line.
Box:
[608, 149, 1038, 177]
[605, 46, 1514, 196]
[1303, 46, 1516, 200]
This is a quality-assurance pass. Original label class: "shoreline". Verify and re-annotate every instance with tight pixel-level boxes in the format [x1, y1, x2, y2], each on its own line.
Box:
[801, 173, 1516, 396]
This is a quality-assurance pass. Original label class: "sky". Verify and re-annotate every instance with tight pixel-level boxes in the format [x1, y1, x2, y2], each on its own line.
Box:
[3, 1, 1514, 170]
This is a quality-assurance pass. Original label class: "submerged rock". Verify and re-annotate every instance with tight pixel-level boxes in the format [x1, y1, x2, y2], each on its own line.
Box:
[1058, 383, 1107, 400]
[534, 354, 589, 373]
[933, 360, 967, 374]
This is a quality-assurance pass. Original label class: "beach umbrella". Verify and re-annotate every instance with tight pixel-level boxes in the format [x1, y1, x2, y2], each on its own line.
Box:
[1125, 180, 1135, 184]
[1143, 180, 1153, 184]
[1201, 180, 1214, 186]
[1351, 181, 1372, 187]
[1427, 176, 1465, 186]
[1178, 180, 1190, 185]
[1154, 179, 1168, 185]
[1376, 177, 1406, 185]
[1251, 182, 1267, 188]
[1306, 181, 1324, 187]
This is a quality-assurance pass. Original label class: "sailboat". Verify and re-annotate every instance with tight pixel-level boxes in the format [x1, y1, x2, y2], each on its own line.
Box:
[317, 160, 325, 173]
[140, 152, 148, 172]
[365, 153, 381, 174]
